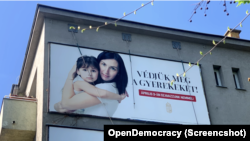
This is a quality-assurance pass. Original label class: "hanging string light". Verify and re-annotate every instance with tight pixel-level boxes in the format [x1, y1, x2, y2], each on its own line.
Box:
[170, 11, 250, 86]
[77, 0, 154, 33]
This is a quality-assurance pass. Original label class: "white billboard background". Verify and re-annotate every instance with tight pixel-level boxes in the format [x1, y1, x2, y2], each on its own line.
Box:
[131, 56, 195, 124]
[131, 56, 209, 124]
[49, 43, 210, 124]
[49, 127, 103, 141]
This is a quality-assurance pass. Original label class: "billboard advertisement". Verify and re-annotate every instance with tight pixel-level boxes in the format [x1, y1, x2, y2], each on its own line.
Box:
[49, 43, 210, 124]
[49, 126, 103, 141]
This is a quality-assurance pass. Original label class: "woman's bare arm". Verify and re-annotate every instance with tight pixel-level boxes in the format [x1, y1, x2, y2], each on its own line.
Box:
[61, 64, 77, 106]
[61, 92, 101, 110]
[74, 81, 126, 100]
[54, 101, 75, 113]
[55, 67, 75, 113]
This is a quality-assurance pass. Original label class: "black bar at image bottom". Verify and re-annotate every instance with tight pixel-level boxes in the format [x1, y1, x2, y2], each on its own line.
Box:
[104, 125, 248, 140]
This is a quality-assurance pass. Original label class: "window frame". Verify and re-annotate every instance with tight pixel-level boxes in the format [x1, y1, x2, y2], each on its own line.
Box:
[214, 69, 222, 86]
[213, 65, 223, 87]
[233, 71, 241, 89]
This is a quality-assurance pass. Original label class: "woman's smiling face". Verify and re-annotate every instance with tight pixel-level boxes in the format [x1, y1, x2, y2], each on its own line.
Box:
[99, 59, 119, 81]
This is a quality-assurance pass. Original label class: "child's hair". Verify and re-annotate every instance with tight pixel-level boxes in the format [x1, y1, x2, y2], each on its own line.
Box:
[73, 56, 100, 84]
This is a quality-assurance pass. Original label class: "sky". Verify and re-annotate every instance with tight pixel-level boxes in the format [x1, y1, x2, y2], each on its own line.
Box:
[0, 1, 249, 105]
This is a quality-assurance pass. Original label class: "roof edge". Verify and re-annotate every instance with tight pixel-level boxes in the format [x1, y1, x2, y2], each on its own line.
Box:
[37, 4, 250, 42]
[17, 4, 41, 89]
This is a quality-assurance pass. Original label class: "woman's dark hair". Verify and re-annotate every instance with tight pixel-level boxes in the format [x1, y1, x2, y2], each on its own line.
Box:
[97, 51, 128, 95]
[73, 56, 100, 84]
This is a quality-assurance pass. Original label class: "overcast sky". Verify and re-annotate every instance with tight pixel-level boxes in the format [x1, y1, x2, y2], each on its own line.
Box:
[0, 1, 249, 105]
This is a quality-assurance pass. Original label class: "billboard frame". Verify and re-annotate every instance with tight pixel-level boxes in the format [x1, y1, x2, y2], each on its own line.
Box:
[47, 124, 103, 141]
[47, 41, 210, 125]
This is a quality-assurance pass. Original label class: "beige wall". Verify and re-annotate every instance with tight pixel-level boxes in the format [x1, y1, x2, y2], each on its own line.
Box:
[35, 22, 45, 141]
[227, 32, 240, 38]
[1, 99, 36, 131]
[24, 21, 45, 141]
[0, 103, 4, 135]
[0, 99, 36, 141]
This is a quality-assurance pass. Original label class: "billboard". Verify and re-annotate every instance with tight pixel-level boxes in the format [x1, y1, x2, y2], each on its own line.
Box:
[49, 43, 210, 124]
[49, 126, 103, 141]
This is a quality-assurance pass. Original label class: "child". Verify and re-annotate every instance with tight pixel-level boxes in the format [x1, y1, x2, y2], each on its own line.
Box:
[72, 56, 100, 114]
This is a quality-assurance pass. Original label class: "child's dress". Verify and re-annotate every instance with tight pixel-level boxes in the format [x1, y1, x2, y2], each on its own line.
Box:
[72, 75, 86, 114]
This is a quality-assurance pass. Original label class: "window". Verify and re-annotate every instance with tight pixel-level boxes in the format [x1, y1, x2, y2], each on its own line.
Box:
[213, 66, 222, 86]
[232, 68, 241, 89]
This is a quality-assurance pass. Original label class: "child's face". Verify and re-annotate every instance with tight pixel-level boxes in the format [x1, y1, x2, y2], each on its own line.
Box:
[77, 66, 99, 83]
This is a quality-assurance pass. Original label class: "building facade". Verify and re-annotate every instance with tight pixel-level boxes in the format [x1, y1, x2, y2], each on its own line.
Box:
[1, 4, 250, 141]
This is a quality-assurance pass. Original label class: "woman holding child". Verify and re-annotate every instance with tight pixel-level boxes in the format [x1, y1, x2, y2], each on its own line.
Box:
[54, 51, 129, 117]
